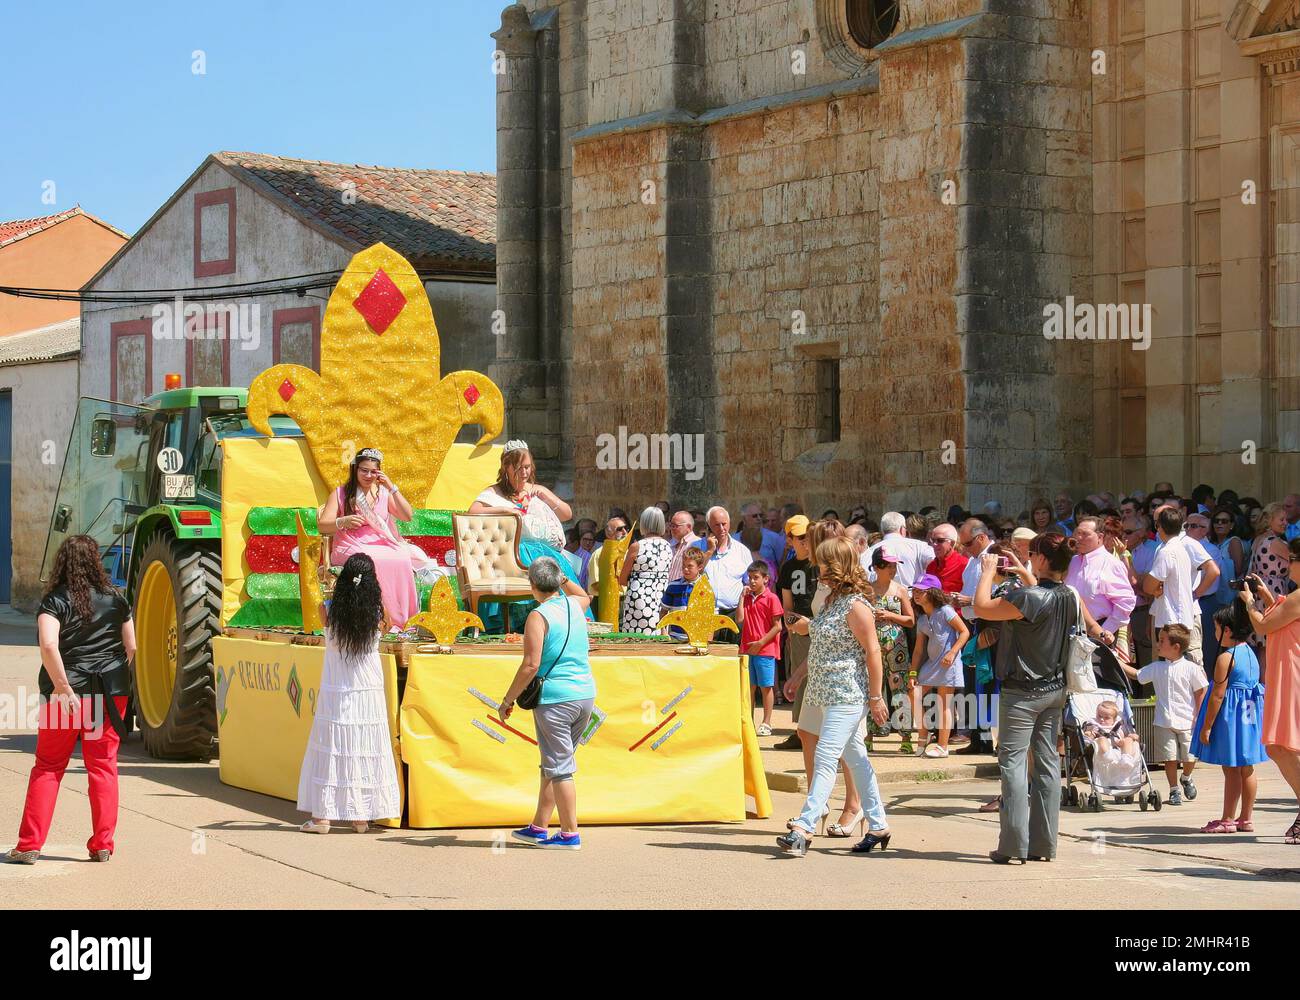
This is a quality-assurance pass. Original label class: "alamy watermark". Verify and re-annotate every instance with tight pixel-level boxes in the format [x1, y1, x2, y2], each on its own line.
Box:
[1043, 296, 1151, 351]
[595, 426, 704, 481]
[151, 296, 261, 351]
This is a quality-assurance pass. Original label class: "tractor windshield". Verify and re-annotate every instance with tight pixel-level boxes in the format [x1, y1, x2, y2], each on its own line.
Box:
[41, 398, 154, 586]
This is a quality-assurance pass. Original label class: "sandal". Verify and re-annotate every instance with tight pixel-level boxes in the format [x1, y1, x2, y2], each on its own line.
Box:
[1200, 819, 1237, 834]
[300, 819, 330, 834]
[351, 822, 370, 834]
[1285, 819, 1300, 845]
[1235, 818, 1254, 833]
[979, 796, 1003, 813]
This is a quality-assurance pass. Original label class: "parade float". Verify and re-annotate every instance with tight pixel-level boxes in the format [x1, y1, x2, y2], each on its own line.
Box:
[45, 242, 770, 828]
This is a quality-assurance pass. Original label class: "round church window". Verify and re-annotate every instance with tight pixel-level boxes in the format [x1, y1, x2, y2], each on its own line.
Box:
[845, 0, 900, 49]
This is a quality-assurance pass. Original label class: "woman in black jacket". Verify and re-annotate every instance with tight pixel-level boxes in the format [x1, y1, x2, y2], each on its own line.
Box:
[974, 531, 1108, 864]
[6, 535, 135, 864]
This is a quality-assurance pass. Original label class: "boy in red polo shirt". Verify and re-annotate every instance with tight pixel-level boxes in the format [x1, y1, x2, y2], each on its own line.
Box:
[739, 560, 784, 736]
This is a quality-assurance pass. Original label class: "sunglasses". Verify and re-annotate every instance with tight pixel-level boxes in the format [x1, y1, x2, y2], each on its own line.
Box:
[929, 536, 950, 544]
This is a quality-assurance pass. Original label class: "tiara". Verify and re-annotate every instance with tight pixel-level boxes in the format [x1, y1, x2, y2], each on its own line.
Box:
[503, 439, 529, 455]
[354, 447, 383, 463]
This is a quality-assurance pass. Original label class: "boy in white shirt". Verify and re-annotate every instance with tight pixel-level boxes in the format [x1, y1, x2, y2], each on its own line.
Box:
[1132, 624, 1207, 806]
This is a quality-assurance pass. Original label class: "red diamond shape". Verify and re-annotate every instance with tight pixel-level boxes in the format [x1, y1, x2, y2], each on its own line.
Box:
[352, 268, 407, 334]
[278, 378, 296, 402]
[463, 383, 480, 406]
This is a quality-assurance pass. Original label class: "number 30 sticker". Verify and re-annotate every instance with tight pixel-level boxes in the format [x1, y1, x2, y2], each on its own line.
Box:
[156, 447, 184, 475]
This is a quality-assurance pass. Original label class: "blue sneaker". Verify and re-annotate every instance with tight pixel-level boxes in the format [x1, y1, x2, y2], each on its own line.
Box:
[539, 831, 582, 850]
[510, 825, 549, 846]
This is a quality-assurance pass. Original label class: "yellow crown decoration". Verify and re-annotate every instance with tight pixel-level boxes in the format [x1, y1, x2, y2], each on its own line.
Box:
[408, 576, 485, 650]
[656, 574, 738, 652]
[247, 243, 505, 507]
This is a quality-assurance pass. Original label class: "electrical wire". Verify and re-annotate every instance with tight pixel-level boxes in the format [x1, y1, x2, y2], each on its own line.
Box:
[0, 265, 495, 304]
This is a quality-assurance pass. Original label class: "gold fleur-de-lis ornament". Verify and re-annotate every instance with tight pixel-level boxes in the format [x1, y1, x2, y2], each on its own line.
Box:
[246, 243, 505, 507]
[408, 577, 484, 650]
[655, 574, 738, 652]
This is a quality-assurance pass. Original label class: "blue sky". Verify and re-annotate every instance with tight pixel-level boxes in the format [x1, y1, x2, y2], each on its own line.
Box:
[0, 0, 501, 234]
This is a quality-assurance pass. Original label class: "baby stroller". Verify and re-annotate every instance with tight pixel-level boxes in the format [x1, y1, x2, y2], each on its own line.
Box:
[1060, 649, 1160, 811]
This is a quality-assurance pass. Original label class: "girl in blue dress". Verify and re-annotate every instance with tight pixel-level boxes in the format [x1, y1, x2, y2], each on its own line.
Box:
[1192, 604, 1267, 834]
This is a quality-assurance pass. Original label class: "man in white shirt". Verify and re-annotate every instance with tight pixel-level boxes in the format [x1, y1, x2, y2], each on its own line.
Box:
[862, 511, 934, 588]
[693, 506, 752, 636]
[1144, 506, 1210, 665]
[956, 518, 994, 621]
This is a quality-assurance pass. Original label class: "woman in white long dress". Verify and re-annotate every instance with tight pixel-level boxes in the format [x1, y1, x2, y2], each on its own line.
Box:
[297, 554, 400, 833]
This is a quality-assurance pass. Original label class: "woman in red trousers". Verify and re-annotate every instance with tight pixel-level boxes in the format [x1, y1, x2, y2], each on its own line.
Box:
[6, 534, 135, 864]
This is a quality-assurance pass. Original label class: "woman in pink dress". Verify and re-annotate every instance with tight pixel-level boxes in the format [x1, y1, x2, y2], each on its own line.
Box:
[319, 448, 436, 629]
[1241, 536, 1300, 844]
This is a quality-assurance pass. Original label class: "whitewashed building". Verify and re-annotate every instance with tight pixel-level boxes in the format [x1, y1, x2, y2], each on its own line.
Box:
[81, 152, 497, 403]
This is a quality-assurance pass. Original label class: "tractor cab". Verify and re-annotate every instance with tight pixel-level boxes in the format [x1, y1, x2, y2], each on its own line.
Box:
[41, 378, 299, 760]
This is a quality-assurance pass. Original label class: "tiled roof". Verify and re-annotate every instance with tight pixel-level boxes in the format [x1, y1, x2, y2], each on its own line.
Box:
[0, 316, 80, 366]
[213, 152, 496, 271]
[0, 206, 127, 248]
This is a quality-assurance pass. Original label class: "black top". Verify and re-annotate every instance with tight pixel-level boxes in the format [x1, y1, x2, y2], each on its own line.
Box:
[778, 557, 817, 618]
[37, 586, 132, 697]
[993, 580, 1076, 693]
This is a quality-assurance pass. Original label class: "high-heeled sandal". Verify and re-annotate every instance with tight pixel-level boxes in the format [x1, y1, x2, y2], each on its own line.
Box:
[786, 803, 831, 833]
[851, 829, 891, 853]
[826, 810, 865, 837]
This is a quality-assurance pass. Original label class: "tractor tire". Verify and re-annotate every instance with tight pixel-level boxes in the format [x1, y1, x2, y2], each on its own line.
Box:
[132, 534, 221, 760]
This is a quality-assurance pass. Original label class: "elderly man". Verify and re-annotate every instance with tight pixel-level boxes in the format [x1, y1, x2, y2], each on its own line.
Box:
[863, 511, 934, 587]
[1066, 516, 1136, 684]
[764, 507, 783, 534]
[693, 506, 752, 638]
[735, 501, 786, 569]
[1053, 491, 1075, 535]
[1285, 493, 1300, 542]
[957, 518, 995, 619]
[666, 509, 700, 581]
[844, 523, 870, 561]
[1065, 516, 1136, 640]
[925, 522, 968, 594]
[954, 517, 996, 753]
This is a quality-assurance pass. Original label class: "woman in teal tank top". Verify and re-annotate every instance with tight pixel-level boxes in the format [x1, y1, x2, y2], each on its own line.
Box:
[499, 557, 596, 850]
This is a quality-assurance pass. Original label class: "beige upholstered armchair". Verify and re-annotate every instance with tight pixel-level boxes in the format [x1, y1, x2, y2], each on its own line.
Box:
[452, 513, 534, 625]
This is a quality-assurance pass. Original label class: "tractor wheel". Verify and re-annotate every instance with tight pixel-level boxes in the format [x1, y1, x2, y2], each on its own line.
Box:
[132, 534, 221, 760]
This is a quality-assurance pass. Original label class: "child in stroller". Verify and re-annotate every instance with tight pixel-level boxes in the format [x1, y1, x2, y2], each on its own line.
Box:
[1082, 700, 1143, 785]
[1064, 688, 1158, 810]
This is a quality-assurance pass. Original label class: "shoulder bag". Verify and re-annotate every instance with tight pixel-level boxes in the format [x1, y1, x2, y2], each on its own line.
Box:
[517, 598, 574, 711]
[1062, 585, 1098, 693]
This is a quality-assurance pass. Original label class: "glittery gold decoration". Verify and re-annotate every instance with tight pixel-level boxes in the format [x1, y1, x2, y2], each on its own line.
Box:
[655, 575, 738, 651]
[296, 512, 325, 634]
[595, 528, 635, 627]
[407, 576, 485, 649]
[246, 243, 506, 507]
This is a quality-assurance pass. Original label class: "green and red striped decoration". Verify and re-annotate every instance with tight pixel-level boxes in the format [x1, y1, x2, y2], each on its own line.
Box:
[229, 506, 461, 630]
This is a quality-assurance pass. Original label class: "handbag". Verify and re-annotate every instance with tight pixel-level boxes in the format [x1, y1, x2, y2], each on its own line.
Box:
[1063, 585, 1098, 693]
[517, 598, 573, 711]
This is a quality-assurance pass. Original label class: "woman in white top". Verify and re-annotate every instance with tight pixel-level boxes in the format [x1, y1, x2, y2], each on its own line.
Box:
[468, 440, 577, 576]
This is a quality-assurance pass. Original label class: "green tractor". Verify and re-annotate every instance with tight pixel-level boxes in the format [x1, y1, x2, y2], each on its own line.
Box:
[42, 385, 298, 760]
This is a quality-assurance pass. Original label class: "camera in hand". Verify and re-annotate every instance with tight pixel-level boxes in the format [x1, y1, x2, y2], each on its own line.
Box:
[1230, 577, 1250, 592]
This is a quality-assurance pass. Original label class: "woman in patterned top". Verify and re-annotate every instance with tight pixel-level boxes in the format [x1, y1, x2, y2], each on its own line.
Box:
[1250, 503, 1294, 619]
[776, 537, 891, 858]
[865, 547, 916, 753]
[619, 507, 673, 633]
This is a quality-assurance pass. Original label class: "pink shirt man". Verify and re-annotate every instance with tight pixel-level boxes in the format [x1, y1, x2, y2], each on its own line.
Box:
[1065, 545, 1136, 632]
